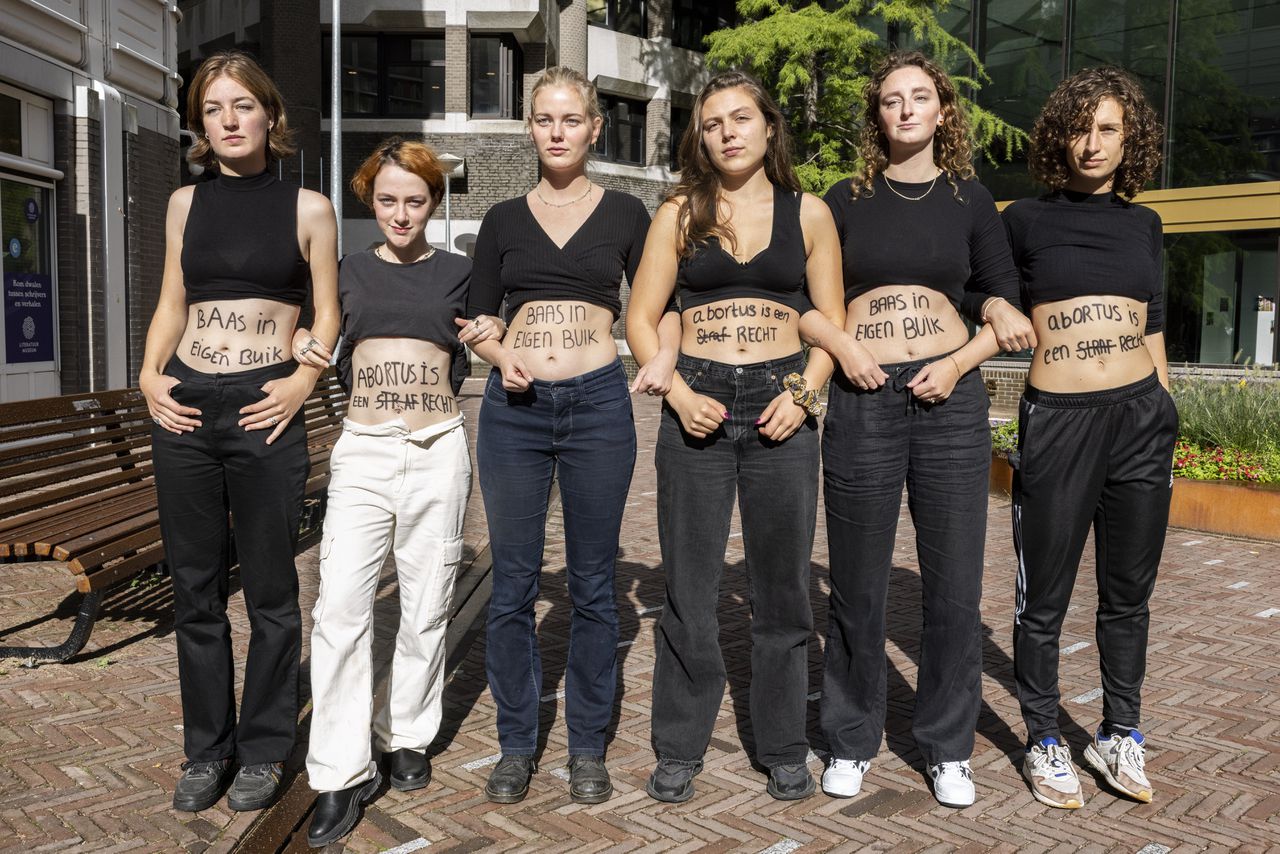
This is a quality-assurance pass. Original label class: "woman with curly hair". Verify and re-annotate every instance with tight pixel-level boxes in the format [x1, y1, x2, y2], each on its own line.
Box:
[803, 50, 1033, 808]
[626, 69, 846, 803]
[1004, 66, 1173, 810]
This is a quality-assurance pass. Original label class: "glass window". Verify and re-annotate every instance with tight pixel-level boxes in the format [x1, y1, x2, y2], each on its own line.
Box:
[1164, 229, 1279, 365]
[471, 35, 522, 119]
[596, 95, 646, 166]
[588, 0, 646, 36]
[670, 105, 692, 170]
[1, 179, 56, 366]
[973, 0, 1066, 201]
[1168, 0, 1280, 186]
[0, 95, 20, 157]
[1070, 0, 1169, 125]
[322, 34, 445, 118]
[672, 0, 736, 51]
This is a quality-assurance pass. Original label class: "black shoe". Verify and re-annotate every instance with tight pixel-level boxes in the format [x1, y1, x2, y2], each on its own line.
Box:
[646, 758, 703, 803]
[227, 762, 286, 811]
[307, 773, 381, 848]
[172, 758, 233, 812]
[567, 755, 612, 804]
[388, 749, 431, 792]
[485, 755, 536, 803]
[766, 763, 816, 801]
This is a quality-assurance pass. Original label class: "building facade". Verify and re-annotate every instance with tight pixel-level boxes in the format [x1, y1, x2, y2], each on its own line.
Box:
[0, 0, 182, 402]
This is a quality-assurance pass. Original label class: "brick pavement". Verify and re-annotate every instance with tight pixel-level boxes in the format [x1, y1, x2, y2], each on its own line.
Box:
[2, 380, 1279, 852]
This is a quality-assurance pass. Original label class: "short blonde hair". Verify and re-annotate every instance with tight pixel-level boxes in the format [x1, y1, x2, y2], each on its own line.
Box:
[185, 50, 295, 169]
[350, 137, 446, 209]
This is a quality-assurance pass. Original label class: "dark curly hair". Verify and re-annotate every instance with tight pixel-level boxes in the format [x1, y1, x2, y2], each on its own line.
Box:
[854, 51, 974, 201]
[1028, 66, 1163, 198]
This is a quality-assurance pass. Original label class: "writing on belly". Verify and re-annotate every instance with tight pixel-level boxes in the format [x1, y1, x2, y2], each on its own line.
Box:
[689, 302, 792, 346]
[350, 359, 455, 415]
[188, 305, 285, 367]
[853, 292, 945, 342]
[1041, 302, 1145, 365]
[511, 304, 600, 350]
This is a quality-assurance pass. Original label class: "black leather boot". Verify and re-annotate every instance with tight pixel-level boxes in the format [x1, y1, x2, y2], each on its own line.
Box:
[308, 773, 381, 848]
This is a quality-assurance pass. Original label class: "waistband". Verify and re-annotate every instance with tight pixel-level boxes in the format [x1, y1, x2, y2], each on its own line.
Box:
[676, 351, 805, 378]
[342, 413, 465, 442]
[1024, 372, 1161, 408]
[165, 354, 296, 384]
[514, 358, 626, 391]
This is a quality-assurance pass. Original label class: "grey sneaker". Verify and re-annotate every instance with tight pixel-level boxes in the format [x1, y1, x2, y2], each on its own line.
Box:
[227, 762, 286, 811]
[173, 758, 233, 812]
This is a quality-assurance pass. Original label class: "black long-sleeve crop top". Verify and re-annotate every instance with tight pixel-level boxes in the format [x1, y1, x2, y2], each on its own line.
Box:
[466, 189, 649, 321]
[1001, 190, 1164, 334]
[676, 185, 810, 316]
[181, 170, 310, 306]
[823, 175, 1021, 323]
[334, 248, 472, 396]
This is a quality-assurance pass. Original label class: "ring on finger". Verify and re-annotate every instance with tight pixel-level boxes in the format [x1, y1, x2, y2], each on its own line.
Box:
[269, 415, 279, 425]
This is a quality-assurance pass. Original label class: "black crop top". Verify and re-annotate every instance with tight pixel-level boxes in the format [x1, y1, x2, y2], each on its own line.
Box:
[181, 170, 310, 306]
[467, 189, 649, 321]
[334, 248, 472, 396]
[1002, 190, 1164, 334]
[676, 185, 809, 315]
[823, 175, 1021, 323]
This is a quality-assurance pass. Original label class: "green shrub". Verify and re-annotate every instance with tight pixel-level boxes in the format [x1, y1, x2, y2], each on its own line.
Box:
[1173, 441, 1280, 484]
[1171, 369, 1280, 453]
[990, 420, 1018, 456]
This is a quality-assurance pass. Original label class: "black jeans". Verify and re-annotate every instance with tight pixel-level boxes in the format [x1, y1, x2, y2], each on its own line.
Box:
[651, 353, 818, 769]
[820, 361, 990, 765]
[477, 360, 636, 757]
[1012, 373, 1177, 743]
[152, 357, 309, 765]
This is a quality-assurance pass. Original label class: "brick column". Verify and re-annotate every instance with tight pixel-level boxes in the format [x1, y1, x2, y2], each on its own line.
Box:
[259, 0, 321, 189]
[649, 0, 671, 40]
[559, 0, 587, 73]
[646, 97, 670, 168]
[445, 25, 468, 115]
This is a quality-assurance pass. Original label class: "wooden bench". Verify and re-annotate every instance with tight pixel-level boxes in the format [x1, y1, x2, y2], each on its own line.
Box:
[0, 369, 348, 662]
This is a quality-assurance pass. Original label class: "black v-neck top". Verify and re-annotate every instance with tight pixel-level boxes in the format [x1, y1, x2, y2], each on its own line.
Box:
[182, 170, 310, 306]
[676, 185, 809, 314]
[466, 189, 650, 321]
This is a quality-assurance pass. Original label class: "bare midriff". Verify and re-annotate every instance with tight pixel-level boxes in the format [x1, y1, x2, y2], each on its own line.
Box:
[844, 285, 970, 363]
[502, 299, 619, 380]
[679, 297, 803, 364]
[1029, 295, 1155, 392]
[177, 298, 300, 373]
[347, 337, 458, 430]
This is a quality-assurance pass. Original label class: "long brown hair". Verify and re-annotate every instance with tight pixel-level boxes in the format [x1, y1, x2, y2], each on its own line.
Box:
[854, 51, 974, 200]
[185, 50, 295, 169]
[1028, 66, 1162, 199]
[670, 70, 800, 258]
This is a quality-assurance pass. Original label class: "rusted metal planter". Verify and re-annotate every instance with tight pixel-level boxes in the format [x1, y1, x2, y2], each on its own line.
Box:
[988, 453, 1280, 542]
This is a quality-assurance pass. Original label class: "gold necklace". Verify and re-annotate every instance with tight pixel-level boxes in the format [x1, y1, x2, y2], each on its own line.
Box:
[376, 244, 435, 264]
[882, 170, 941, 201]
[535, 181, 593, 208]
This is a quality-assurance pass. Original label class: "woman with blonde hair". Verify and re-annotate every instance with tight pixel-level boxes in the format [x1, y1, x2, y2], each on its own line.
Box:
[290, 137, 474, 845]
[627, 69, 846, 802]
[805, 50, 1032, 807]
[139, 49, 339, 813]
[459, 66, 680, 805]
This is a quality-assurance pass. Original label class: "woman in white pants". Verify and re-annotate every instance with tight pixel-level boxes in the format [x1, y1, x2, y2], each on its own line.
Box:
[292, 138, 494, 846]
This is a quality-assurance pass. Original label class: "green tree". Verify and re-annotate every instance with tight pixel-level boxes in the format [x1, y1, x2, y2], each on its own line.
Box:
[704, 0, 1028, 193]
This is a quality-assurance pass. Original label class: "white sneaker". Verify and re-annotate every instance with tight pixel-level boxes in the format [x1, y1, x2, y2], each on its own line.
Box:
[821, 758, 869, 798]
[928, 760, 975, 808]
[1023, 737, 1084, 809]
[1084, 729, 1152, 803]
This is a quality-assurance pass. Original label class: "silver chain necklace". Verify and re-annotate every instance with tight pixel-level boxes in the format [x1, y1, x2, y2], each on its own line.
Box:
[882, 170, 941, 202]
[535, 181, 593, 208]
[376, 243, 435, 264]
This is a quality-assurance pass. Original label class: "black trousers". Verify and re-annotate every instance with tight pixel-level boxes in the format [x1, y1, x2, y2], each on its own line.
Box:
[152, 357, 309, 765]
[651, 354, 818, 769]
[1012, 372, 1177, 744]
[820, 363, 991, 765]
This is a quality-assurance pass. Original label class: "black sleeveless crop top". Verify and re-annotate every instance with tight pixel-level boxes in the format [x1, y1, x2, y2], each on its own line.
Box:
[181, 170, 310, 307]
[676, 185, 809, 314]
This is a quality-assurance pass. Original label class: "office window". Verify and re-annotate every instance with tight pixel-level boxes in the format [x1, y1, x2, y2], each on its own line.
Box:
[322, 34, 445, 118]
[1070, 0, 1169, 126]
[672, 0, 736, 51]
[0, 94, 20, 156]
[587, 0, 646, 36]
[1164, 230, 1279, 366]
[670, 105, 692, 170]
[471, 35, 523, 119]
[596, 95, 646, 165]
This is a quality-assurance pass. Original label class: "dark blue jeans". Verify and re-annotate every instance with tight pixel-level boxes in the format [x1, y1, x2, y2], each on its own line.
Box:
[651, 353, 819, 769]
[820, 362, 990, 765]
[477, 360, 636, 757]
